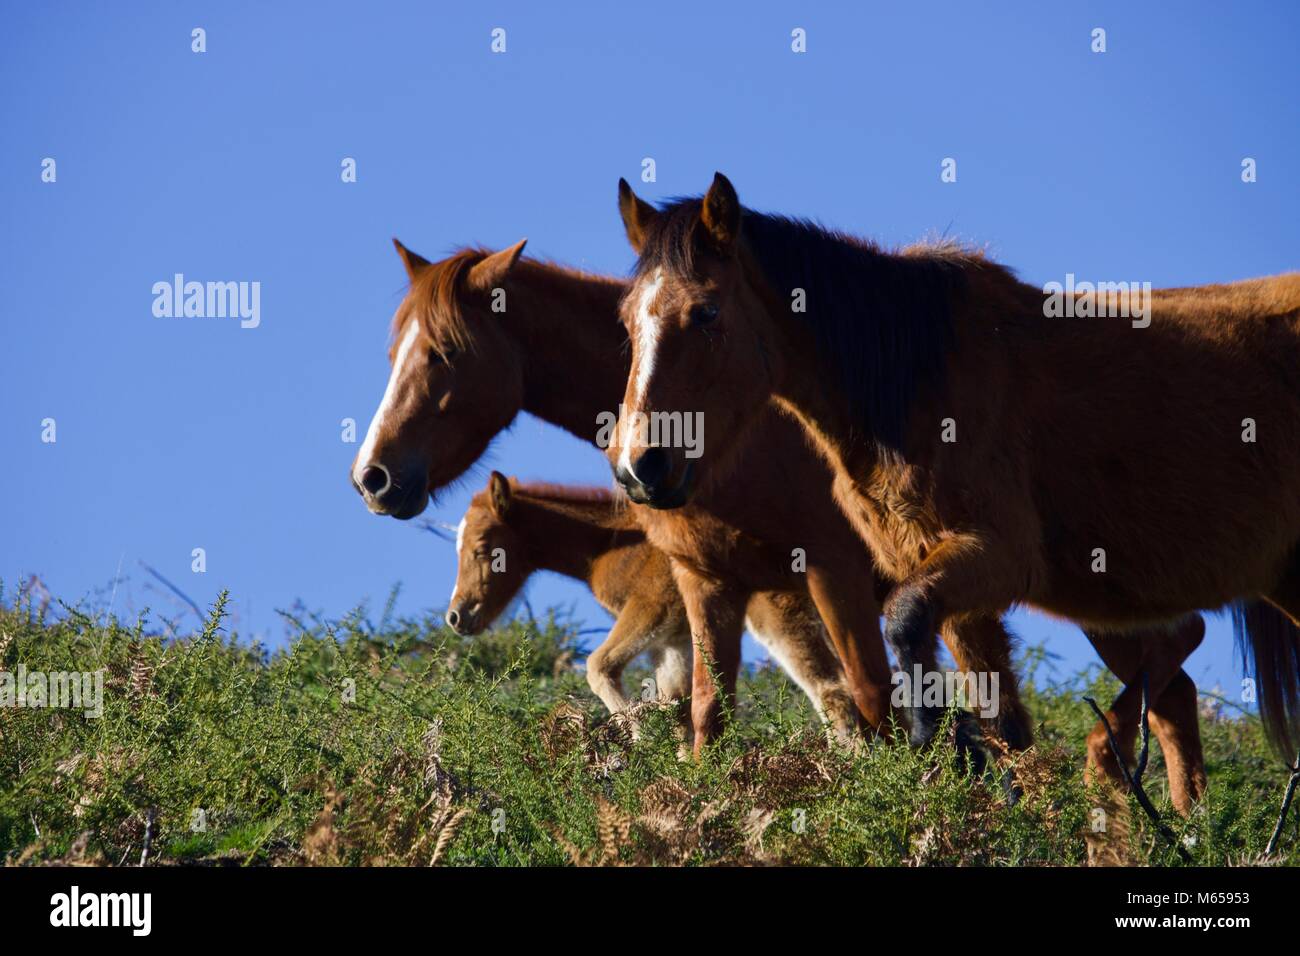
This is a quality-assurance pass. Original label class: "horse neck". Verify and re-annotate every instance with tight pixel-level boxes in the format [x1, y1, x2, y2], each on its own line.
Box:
[755, 244, 988, 476]
[745, 260, 869, 476]
[506, 261, 630, 442]
[771, 364, 864, 479]
[510, 493, 631, 583]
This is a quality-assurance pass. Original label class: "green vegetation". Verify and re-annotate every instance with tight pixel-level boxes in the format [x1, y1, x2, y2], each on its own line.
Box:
[1, 585, 1295, 866]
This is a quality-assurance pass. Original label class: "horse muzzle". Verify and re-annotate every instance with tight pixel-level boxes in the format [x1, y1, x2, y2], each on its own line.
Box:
[445, 601, 484, 635]
[351, 460, 430, 519]
[613, 453, 695, 510]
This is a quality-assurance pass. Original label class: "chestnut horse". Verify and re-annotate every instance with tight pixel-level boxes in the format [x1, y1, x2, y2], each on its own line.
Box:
[610, 172, 1300, 767]
[351, 239, 1207, 810]
[446, 472, 862, 741]
[350, 240, 896, 751]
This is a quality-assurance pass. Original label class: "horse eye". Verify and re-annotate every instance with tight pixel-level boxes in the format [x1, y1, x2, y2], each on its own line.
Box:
[437, 346, 459, 364]
[691, 303, 719, 326]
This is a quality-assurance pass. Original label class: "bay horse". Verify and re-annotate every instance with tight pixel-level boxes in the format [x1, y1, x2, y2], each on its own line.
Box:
[446, 472, 863, 741]
[609, 172, 1300, 767]
[351, 238, 1207, 810]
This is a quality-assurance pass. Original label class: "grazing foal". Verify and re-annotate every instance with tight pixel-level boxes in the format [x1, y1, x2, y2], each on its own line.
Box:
[610, 172, 1300, 766]
[446, 472, 861, 740]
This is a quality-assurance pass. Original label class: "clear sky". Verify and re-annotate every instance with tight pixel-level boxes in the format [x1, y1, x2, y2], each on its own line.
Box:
[3, 1, 1297, 694]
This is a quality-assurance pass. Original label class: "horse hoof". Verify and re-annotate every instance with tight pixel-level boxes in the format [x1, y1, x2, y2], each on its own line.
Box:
[999, 768, 1022, 806]
[908, 709, 941, 748]
[953, 712, 989, 776]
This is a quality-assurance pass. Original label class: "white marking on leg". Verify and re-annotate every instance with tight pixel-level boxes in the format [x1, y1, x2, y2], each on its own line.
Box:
[746, 616, 829, 720]
[354, 319, 421, 486]
[654, 633, 692, 699]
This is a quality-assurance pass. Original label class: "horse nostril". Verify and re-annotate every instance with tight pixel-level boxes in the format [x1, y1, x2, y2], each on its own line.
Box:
[445, 608, 460, 630]
[631, 447, 671, 488]
[359, 464, 390, 496]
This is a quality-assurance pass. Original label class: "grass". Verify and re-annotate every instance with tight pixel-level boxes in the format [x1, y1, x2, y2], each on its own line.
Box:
[0, 583, 1296, 867]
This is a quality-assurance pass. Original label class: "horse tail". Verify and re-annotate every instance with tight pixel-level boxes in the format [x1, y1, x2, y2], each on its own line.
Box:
[1232, 600, 1300, 756]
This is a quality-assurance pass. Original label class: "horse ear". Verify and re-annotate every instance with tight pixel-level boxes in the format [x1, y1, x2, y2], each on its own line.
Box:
[699, 172, 741, 254]
[393, 238, 431, 280]
[467, 239, 527, 291]
[488, 470, 512, 518]
[618, 178, 658, 254]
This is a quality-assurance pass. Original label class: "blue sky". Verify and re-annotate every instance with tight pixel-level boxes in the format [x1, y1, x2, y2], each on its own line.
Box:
[3, 2, 1297, 695]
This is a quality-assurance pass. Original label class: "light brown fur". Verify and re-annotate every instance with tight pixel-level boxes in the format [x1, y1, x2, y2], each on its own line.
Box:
[446, 474, 861, 740]
[353, 241, 896, 755]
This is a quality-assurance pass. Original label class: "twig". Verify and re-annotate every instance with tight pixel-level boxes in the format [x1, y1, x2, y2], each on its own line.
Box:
[416, 519, 456, 543]
[1265, 749, 1300, 856]
[1195, 688, 1259, 720]
[137, 561, 203, 623]
[1084, 672, 1192, 863]
[99, 551, 127, 628]
[1134, 673, 1152, 783]
[20, 575, 53, 619]
[139, 807, 157, 866]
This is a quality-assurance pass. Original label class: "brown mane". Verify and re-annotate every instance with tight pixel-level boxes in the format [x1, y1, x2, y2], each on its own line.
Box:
[470, 478, 629, 529]
[632, 199, 1009, 452]
[392, 249, 627, 360]
[509, 479, 615, 505]
[390, 247, 492, 357]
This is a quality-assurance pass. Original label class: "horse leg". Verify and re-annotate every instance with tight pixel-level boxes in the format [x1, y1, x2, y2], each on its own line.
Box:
[880, 534, 1019, 758]
[1082, 635, 1144, 801]
[1085, 616, 1207, 815]
[651, 634, 692, 701]
[649, 635, 693, 754]
[1141, 616, 1207, 815]
[941, 614, 1035, 752]
[1149, 670, 1208, 813]
[670, 563, 747, 755]
[804, 564, 896, 732]
[585, 598, 669, 724]
[746, 590, 864, 745]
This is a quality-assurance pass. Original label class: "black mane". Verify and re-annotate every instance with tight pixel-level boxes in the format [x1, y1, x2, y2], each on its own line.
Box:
[635, 198, 972, 453]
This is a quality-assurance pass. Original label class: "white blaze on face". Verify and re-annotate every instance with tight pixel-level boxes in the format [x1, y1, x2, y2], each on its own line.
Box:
[354, 319, 421, 488]
[448, 515, 468, 605]
[632, 269, 664, 406]
[620, 269, 664, 474]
